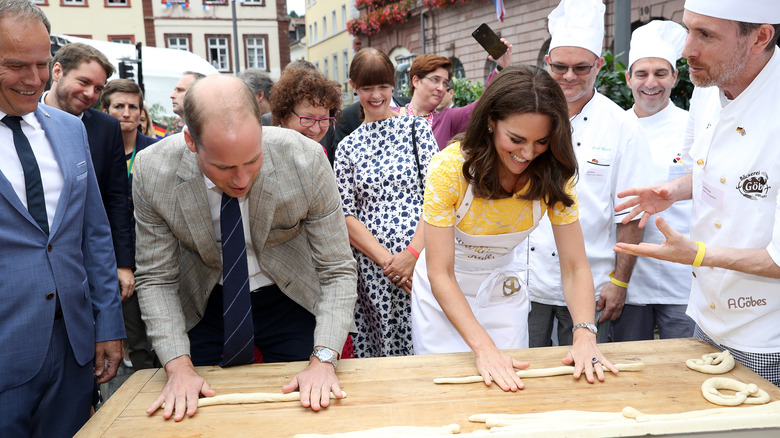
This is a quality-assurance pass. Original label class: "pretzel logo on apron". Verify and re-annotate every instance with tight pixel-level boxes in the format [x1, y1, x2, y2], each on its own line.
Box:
[503, 277, 521, 296]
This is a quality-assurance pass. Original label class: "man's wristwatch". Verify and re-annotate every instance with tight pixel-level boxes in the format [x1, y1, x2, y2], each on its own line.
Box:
[572, 322, 598, 335]
[311, 347, 339, 368]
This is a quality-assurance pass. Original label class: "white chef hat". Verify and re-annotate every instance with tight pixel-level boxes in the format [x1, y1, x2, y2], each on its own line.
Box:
[548, 0, 606, 57]
[628, 20, 687, 70]
[685, 0, 780, 24]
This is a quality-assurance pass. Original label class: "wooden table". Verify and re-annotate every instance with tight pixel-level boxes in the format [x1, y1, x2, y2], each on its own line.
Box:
[77, 338, 780, 437]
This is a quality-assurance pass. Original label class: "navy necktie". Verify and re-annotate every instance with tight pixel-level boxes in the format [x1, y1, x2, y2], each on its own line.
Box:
[3, 115, 48, 234]
[220, 193, 254, 367]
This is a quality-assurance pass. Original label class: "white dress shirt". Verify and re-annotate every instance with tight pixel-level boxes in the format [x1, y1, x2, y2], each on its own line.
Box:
[0, 109, 64, 230]
[203, 175, 273, 291]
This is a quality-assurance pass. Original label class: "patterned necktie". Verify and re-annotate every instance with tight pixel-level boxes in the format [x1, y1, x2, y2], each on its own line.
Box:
[3, 115, 48, 234]
[220, 192, 254, 367]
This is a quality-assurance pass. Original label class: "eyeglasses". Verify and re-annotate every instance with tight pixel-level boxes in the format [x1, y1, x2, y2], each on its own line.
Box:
[548, 60, 598, 76]
[292, 110, 335, 129]
[422, 75, 450, 89]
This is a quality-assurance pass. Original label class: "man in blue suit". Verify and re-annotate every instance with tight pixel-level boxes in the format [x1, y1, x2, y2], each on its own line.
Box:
[43, 42, 135, 301]
[0, 2, 126, 436]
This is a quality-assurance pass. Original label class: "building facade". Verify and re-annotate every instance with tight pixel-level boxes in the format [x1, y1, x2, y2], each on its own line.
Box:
[41, 0, 291, 78]
[35, 0, 146, 43]
[305, 0, 357, 100]
[353, 0, 685, 83]
[149, 0, 290, 77]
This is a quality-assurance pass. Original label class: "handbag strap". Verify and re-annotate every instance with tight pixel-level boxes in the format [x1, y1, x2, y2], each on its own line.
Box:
[411, 118, 424, 196]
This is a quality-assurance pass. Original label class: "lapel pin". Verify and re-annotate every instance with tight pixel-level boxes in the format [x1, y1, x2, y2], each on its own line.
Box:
[43, 111, 51, 118]
[736, 127, 746, 136]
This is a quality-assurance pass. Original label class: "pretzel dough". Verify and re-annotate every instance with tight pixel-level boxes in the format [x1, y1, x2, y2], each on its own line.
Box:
[700, 377, 770, 406]
[160, 391, 346, 409]
[469, 401, 780, 434]
[686, 350, 735, 374]
[293, 424, 460, 437]
[433, 362, 644, 384]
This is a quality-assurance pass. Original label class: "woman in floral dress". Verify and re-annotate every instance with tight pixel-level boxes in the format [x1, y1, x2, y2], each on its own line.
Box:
[334, 48, 438, 357]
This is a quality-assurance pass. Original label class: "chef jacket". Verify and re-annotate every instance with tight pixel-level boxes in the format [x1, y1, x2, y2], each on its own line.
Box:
[682, 49, 780, 353]
[625, 102, 692, 305]
[521, 92, 653, 306]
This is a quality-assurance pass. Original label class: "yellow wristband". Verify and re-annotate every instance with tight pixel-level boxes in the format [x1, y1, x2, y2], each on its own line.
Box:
[609, 271, 628, 288]
[692, 241, 706, 267]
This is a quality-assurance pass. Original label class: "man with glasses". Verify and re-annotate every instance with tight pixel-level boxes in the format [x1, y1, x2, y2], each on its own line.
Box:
[521, 0, 652, 348]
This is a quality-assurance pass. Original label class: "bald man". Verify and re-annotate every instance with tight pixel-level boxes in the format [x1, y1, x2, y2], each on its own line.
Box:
[133, 75, 357, 420]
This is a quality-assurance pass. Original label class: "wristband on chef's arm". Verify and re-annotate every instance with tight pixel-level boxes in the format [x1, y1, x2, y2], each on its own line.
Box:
[692, 241, 706, 267]
[608, 271, 628, 288]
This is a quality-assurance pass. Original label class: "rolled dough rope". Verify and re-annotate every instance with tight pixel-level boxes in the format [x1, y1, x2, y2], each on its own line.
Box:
[293, 424, 460, 437]
[160, 391, 346, 409]
[434, 362, 644, 384]
[685, 350, 736, 374]
[622, 401, 780, 422]
[700, 377, 770, 406]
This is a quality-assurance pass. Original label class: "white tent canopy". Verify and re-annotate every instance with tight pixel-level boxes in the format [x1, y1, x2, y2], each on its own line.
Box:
[51, 35, 219, 116]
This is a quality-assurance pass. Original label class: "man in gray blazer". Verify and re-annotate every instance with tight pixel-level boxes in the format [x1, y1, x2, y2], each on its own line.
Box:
[134, 75, 357, 421]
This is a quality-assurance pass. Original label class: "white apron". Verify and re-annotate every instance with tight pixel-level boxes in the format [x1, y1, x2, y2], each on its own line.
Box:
[411, 185, 542, 355]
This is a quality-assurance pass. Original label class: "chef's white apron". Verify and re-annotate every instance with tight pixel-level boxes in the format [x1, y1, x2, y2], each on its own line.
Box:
[411, 185, 542, 354]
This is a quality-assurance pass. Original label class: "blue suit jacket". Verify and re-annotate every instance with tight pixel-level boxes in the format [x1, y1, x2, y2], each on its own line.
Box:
[0, 104, 126, 392]
[82, 108, 133, 268]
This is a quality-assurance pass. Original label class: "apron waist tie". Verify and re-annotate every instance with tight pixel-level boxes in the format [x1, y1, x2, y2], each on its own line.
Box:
[474, 260, 529, 308]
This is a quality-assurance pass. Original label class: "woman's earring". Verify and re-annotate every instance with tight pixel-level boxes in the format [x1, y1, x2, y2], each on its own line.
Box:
[487, 125, 494, 133]
[353, 92, 358, 96]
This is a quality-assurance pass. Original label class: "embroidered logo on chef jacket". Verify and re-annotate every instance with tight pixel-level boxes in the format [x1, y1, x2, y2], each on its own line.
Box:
[727, 296, 767, 309]
[736, 171, 770, 200]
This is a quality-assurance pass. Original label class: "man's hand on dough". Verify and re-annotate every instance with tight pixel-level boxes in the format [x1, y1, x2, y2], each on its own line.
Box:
[282, 357, 343, 411]
[147, 355, 215, 421]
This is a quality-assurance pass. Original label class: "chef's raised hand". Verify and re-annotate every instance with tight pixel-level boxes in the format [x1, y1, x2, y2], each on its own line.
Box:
[474, 344, 529, 392]
[282, 354, 343, 411]
[614, 216, 697, 265]
[147, 355, 215, 421]
[615, 174, 692, 228]
[564, 330, 617, 383]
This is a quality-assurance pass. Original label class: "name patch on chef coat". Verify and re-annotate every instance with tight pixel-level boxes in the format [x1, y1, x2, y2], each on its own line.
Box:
[737, 171, 770, 200]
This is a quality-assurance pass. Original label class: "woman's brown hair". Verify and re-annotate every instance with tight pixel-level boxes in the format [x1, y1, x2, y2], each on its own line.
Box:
[348, 47, 395, 89]
[408, 54, 452, 96]
[270, 67, 342, 126]
[460, 64, 577, 207]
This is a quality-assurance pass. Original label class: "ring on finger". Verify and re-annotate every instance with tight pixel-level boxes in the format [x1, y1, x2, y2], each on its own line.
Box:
[591, 357, 601, 365]
[393, 275, 401, 281]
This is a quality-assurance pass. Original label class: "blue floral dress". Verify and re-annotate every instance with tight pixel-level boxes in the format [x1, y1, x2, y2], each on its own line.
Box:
[334, 114, 438, 357]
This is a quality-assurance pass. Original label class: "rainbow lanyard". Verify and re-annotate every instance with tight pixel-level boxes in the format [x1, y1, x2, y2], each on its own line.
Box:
[126, 144, 137, 178]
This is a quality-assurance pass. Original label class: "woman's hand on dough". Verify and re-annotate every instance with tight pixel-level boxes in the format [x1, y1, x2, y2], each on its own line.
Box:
[564, 331, 618, 383]
[474, 345, 529, 392]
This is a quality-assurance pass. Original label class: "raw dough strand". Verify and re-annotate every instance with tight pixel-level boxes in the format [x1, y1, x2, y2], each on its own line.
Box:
[160, 391, 346, 409]
[434, 363, 644, 384]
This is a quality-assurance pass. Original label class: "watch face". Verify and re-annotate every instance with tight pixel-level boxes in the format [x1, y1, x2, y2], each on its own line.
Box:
[315, 348, 336, 363]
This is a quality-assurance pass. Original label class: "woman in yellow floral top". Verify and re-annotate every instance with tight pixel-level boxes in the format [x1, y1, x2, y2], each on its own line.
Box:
[410, 65, 618, 392]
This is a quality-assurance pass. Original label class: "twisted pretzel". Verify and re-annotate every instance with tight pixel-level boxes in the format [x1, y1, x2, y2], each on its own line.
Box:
[686, 350, 735, 374]
[701, 377, 770, 406]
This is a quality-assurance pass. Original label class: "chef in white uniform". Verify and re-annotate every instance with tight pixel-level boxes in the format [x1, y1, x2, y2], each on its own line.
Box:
[612, 20, 695, 342]
[522, 0, 652, 347]
[615, 0, 780, 386]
